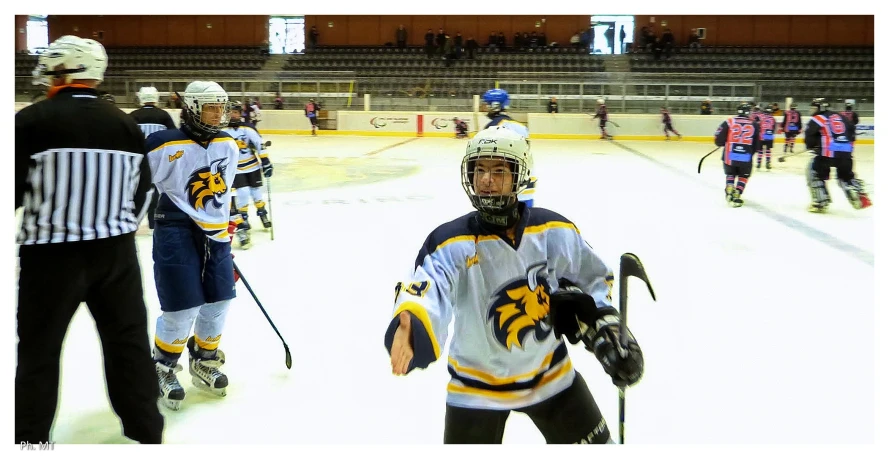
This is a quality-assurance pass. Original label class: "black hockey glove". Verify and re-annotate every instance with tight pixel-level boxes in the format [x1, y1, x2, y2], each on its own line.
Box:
[261, 160, 274, 178]
[548, 282, 644, 387]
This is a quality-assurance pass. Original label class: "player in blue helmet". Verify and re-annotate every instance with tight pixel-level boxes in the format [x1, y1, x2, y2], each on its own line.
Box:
[481, 88, 536, 206]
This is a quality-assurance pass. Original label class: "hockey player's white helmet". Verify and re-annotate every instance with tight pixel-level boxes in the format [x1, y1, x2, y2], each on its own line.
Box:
[462, 126, 532, 214]
[34, 35, 108, 86]
[137, 86, 160, 105]
[181, 81, 230, 135]
[597, 98, 605, 105]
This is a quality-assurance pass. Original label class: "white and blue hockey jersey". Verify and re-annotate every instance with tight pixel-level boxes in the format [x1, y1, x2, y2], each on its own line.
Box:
[146, 128, 239, 242]
[222, 121, 266, 174]
[385, 206, 615, 410]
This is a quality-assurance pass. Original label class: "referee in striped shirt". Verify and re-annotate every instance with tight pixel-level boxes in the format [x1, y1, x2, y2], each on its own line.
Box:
[14, 36, 163, 444]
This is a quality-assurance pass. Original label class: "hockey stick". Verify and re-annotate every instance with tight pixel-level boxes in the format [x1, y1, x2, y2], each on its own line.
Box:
[616, 253, 656, 445]
[608, 120, 621, 128]
[696, 147, 721, 174]
[233, 261, 292, 370]
[263, 140, 274, 241]
[777, 149, 813, 163]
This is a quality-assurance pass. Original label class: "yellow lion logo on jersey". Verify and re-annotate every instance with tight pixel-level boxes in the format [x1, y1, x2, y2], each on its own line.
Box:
[186, 157, 229, 211]
[487, 264, 552, 350]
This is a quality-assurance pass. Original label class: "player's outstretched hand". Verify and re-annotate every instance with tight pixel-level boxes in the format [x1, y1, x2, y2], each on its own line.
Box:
[390, 311, 414, 375]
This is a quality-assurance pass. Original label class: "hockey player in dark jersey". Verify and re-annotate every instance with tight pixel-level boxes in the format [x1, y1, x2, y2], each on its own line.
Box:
[804, 98, 870, 213]
[592, 99, 612, 140]
[781, 103, 803, 153]
[755, 107, 777, 170]
[841, 103, 860, 126]
[130, 86, 177, 232]
[660, 106, 682, 140]
[715, 103, 761, 207]
[454, 117, 468, 139]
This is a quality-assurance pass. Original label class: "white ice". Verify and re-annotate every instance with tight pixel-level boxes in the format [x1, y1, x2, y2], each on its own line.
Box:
[31, 135, 874, 444]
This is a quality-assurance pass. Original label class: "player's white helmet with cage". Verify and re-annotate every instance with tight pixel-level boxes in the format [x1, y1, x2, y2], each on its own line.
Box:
[33, 35, 108, 86]
[137, 86, 160, 105]
[462, 126, 532, 213]
[180, 81, 230, 135]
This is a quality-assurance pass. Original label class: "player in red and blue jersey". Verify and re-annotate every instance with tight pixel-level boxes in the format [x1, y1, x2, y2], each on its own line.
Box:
[660, 106, 682, 140]
[804, 98, 871, 213]
[756, 107, 777, 170]
[715, 103, 761, 208]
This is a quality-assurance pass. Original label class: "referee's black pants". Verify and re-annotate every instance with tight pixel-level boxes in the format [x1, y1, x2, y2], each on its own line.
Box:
[15, 233, 164, 444]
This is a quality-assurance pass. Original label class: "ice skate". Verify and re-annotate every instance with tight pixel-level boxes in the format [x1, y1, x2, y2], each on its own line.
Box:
[725, 185, 734, 203]
[730, 188, 743, 208]
[765, 159, 772, 170]
[155, 359, 186, 411]
[809, 203, 828, 213]
[258, 211, 272, 229]
[188, 337, 228, 397]
[236, 228, 251, 250]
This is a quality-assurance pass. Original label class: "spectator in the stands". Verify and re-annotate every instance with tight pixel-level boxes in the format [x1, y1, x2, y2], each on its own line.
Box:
[308, 26, 319, 51]
[688, 28, 701, 49]
[465, 36, 479, 59]
[700, 98, 713, 115]
[396, 25, 408, 49]
[425, 29, 436, 58]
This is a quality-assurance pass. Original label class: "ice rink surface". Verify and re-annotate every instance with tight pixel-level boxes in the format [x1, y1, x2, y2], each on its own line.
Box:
[31, 134, 874, 444]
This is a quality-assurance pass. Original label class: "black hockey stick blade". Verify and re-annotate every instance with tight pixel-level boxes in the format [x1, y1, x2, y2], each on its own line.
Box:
[264, 140, 272, 148]
[233, 262, 292, 369]
[697, 147, 720, 174]
[619, 253, 656, 302]
[777, 149, 812, 163]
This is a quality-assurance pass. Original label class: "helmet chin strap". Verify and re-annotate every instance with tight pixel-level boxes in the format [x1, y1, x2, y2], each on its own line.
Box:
[477, 202, 521, 230]
[181, 116, 216, 143]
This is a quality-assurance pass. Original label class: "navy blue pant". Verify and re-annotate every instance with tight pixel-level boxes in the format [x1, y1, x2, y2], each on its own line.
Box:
[153, 213, 235, 313]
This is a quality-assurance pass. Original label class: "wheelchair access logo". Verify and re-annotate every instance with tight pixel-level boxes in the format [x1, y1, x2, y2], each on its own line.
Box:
[430, 118, 450, 130]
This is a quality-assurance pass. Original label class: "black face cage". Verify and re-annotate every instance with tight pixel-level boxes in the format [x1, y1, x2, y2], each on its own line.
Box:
[461, 153, 526, 213]
[183, 99, 230, 136]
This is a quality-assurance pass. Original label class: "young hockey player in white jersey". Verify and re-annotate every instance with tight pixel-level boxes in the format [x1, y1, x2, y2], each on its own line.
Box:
[130, 86, 177, 232]
[385, 126, 644, 444]
[482, 88, 536, 207]
[145, 81, 240, 410]
[222, 101, 273, 249]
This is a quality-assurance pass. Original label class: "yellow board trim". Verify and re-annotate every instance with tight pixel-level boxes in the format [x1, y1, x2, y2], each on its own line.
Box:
[448, 350, 555, 385]
[392, 301, 441, 360]
[253, 130, 875, 145]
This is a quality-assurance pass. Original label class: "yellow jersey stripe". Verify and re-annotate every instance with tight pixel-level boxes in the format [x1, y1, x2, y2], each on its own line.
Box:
[193, 220, 229, 231]
[524, 221, 579, 235]
[445, 359, 573, 399]
[393, 301, 441, 360]
[149, 136, 234, 154]
[448, 351, 555, 385]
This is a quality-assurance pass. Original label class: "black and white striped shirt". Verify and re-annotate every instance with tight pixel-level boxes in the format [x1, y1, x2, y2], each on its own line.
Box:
[15, 87, 152, 245]
[130, 105, 177, 138]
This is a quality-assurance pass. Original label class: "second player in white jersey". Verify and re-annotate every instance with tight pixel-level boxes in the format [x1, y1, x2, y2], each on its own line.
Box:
[222, 101, 273, 249]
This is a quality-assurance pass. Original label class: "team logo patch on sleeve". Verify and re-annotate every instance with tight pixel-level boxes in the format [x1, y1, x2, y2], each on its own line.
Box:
[187, 157, 230, 210]
[487, 264, 552, 350]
